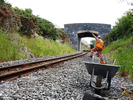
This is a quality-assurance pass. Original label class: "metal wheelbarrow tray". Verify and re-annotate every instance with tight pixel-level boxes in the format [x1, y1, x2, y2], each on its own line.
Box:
[84, 62, 121, 90]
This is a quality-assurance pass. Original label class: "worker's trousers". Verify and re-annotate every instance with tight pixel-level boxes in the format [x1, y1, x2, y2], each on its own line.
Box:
[90, 47, 103, 60]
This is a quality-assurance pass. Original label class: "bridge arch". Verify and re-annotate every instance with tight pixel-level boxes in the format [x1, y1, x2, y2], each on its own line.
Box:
[63, 23, 111, 50]
[77, 30, 98, 51]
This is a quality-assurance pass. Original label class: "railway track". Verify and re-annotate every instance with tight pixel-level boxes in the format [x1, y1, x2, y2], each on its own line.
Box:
[0, 52, 87, 83]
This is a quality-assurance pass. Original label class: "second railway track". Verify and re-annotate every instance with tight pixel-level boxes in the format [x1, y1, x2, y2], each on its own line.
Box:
[0, 51, 87, 83]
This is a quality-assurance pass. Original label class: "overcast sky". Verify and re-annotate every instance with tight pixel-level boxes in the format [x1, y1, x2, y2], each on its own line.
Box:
[6, 0, 132, 44]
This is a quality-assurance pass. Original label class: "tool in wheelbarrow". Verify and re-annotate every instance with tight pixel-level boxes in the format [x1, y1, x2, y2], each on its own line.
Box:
[84, 59, 121, 91]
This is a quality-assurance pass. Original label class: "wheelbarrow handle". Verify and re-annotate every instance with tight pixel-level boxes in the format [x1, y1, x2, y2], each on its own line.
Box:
[113, 59, 116, 65]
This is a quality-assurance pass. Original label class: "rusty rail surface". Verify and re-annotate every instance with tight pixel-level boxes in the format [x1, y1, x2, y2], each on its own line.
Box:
[0, 52, 87, 83]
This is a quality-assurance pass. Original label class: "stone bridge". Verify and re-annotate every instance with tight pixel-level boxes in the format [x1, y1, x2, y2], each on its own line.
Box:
[63, 23, 111, 50]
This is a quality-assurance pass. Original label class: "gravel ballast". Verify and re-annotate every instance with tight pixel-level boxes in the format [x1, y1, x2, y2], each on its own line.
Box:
[0, 52, 133, 100]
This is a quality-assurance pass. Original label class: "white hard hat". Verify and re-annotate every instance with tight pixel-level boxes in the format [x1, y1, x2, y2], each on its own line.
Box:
[98, 35, 101, 38]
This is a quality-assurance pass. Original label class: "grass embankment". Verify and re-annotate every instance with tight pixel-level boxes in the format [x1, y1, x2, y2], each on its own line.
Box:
[0, 31, 76, 62]
[102, 37, 133, 78]
[0, 1, 77, 63]
[0, 31, 27, 62]
[25, 36, 76, 57]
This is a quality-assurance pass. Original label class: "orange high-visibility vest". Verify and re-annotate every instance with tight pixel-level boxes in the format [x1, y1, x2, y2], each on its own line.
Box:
[96, 39, 104, 49]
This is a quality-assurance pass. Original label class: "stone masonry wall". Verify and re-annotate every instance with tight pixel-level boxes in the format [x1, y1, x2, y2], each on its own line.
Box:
[64, 23, 111, 49]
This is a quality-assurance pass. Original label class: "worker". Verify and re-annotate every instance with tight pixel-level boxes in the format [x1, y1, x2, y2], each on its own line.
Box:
[89, 33, 105, 64]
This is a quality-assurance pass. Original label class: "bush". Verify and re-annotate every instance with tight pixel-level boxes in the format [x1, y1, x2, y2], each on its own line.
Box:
[0, 0, 12, 8]
[12, 7, 58, 40]
[56, 28, 70, 43]
[12, 7, 38, 35]
[103, 9, 133, 44]
[36, 16, 58, 40]
[0, 6, 21, 32]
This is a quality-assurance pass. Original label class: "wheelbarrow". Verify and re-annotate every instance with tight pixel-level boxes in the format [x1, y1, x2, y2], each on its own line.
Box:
[84, 61, 121, 90]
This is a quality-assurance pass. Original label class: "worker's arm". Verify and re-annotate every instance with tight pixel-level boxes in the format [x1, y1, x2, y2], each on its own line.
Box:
[92, 33, 100, 43]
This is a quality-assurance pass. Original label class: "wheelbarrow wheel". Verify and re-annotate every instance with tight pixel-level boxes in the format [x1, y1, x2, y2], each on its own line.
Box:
[95, 75, 102, 94]
[96, 75, 102, 87]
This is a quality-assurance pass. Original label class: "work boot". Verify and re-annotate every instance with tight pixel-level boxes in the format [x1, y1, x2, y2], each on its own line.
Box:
[100, 61, 106, 64]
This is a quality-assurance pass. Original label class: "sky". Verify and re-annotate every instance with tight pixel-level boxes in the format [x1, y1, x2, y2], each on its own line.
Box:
[6, 0, 132, 44]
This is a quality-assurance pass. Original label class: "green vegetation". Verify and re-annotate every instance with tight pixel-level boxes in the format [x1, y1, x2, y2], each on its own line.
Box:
[25, 36, 76, 57]
[103, 9, 133, 46]
[0, 0, 12, 8]
[0, 31, 28, 62]
[12, 7, 58, 40]
[103, 9, 133, 78]
[102, 37, 133, 77]
[81, 39, 90, 51]
[0, 31, 76, 62]
[0, 1, 76, 62]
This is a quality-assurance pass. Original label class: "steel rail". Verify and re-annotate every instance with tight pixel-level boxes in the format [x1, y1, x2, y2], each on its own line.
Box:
[0, 52, 84, 72]
[0, 52, 84, 75]
[0, 52, 87, 83]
